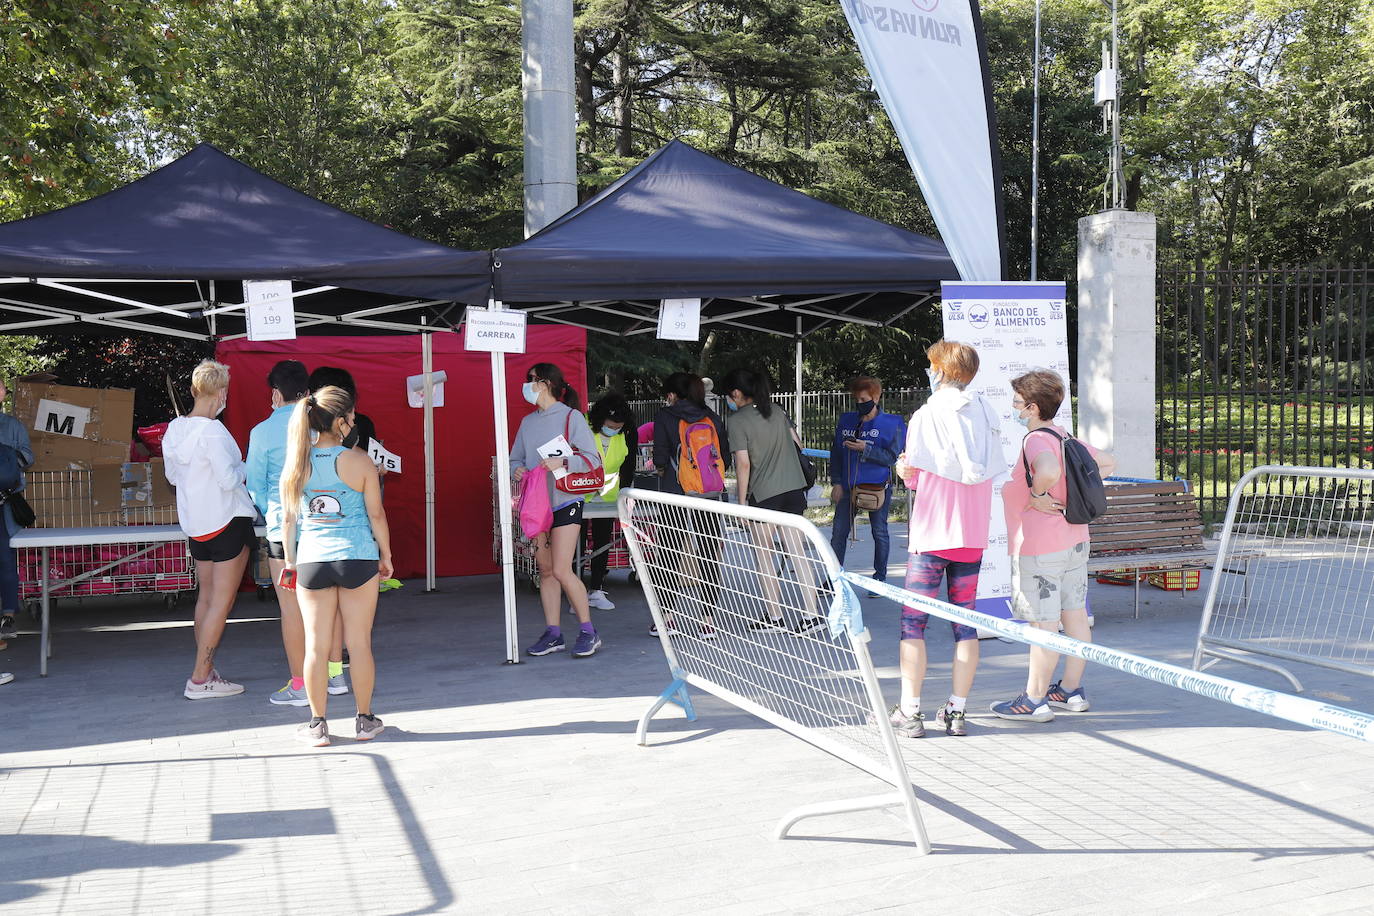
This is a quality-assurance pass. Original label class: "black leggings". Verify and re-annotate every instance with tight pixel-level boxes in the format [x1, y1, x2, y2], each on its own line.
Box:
[580, 517, 615, 590]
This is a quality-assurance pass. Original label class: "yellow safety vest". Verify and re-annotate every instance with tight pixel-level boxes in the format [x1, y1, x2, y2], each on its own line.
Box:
[588, 419, 629, 503]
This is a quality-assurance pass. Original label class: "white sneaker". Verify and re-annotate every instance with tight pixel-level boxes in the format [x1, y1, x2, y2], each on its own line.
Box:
[184, 670, 245, 700]
[327, 673, 350, 696]
[0, 672, 13, 686]
[586, 589, 616, 610]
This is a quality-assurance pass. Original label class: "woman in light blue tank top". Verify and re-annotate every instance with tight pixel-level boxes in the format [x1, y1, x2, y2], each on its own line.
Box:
[281, 385, 393, 747]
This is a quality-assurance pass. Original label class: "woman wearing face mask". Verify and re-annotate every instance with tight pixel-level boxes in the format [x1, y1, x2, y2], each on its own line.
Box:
[990, 369, 1115, 725]
[162, 359, 259, 699]
[581, 392, 637, 609]
[280, 385, 394, 746]
[721, 367, 825, 636]
[511, 363, 604, 658]
[828, 374, 904, 590]
[648, 372, 731, 639]
[892, 340, 1006, 737]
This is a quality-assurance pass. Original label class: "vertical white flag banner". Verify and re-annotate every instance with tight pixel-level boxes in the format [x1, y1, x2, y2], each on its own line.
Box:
[942, 280, 1071, 620]
[839, 0, 1005, 281]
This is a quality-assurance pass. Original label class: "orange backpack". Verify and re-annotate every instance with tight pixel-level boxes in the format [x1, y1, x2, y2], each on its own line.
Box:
[676, 418, 726, 494]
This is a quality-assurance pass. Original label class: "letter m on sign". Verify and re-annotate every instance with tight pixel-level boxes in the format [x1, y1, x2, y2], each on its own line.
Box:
[45, 413, 74, 436]
[34, 398, 90, 438]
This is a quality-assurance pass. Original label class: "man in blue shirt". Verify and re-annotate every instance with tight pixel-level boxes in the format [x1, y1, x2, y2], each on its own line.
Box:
[247, 360, 348, 705]
[829, 375, 903, 588]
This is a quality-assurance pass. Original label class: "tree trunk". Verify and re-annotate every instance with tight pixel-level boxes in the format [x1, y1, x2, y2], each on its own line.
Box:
[613, 45, 632, 156]
[575, 53, 596, 153]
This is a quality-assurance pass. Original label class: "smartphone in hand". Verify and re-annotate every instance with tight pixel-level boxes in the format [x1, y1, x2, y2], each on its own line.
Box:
[278, 568, 297, 591]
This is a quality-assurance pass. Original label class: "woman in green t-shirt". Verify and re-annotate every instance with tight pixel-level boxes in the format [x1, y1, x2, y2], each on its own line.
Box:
[720, 368, 823, 635]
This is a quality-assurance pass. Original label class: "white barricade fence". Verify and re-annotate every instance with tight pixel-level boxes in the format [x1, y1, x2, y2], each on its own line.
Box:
[1193, 465, 1374, 692]
[616, 488, 931, 853]
[618, 486, 1374, 856]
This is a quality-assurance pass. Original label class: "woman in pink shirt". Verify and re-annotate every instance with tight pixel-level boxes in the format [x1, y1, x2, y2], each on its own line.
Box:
[893, 341, 1005, 737]
[990, 369, 1115, 723]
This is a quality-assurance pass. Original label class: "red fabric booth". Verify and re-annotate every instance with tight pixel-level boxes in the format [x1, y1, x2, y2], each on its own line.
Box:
[217, 328, 587, 578]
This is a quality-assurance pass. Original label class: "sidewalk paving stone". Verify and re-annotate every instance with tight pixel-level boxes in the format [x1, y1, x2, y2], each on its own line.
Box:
[2, 521, 1372, 913]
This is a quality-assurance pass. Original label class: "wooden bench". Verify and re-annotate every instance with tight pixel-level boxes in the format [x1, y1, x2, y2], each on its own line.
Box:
[1087, 480, 1222, 618]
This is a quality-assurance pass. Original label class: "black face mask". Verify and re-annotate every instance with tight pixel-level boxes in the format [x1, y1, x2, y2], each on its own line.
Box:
[342, 423, 359, 449]
[856, 400, 878, 416]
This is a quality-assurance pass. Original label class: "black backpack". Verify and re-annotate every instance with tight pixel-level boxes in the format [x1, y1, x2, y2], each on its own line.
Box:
[1021, 428, 1106, 524]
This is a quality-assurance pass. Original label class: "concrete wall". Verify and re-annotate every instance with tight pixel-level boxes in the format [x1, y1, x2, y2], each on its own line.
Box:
[1076, 210, 1157, 478]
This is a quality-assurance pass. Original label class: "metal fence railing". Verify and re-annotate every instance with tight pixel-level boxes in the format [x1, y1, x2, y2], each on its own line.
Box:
[1158, 264, 1374, 520]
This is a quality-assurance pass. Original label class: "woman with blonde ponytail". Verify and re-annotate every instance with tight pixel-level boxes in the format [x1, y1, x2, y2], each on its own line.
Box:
[280, 386, 393, 747]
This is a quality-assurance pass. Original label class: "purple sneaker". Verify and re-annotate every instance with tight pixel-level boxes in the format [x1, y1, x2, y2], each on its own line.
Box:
[526, 628, 566, 657]
[572, 629, 602, 658]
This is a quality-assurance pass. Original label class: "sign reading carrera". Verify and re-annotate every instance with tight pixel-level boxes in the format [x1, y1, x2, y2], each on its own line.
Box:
[464, 306, 528, 354]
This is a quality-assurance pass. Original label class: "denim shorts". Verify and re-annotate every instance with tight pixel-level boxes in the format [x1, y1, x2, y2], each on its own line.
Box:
[1010, 541, 1089, 623]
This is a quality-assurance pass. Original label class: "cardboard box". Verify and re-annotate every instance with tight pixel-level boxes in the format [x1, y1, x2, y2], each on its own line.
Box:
[121, 459, 175, 508]
[14, 382, 135, 472]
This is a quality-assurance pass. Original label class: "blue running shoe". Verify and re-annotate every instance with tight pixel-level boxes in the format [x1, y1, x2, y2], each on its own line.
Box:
[526, 628, 566, 657]
[572, 629, 602, 658]
[1046, 681, 1090, 712]
[989, 693, 1054, 722]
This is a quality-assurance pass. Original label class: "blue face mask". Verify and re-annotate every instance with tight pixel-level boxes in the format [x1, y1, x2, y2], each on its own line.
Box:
[601, 425, 620, 437]
[925, 368, 943, 391]
[521, 382, 539, 405]
[1015, 413, 1031, 428]
[724, 397, 739, 412]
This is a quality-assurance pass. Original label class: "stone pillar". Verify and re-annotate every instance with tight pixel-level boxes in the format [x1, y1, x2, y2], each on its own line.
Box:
[1076, 210, 1156, 478]
[522, 0, 578, 237]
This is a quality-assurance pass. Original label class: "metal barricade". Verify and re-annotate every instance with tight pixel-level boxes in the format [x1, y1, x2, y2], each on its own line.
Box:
[617, 488, 930, 854]
[1193, 465, 1374, 691]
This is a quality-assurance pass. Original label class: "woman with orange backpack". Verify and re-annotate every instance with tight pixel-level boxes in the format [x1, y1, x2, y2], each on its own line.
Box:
[649, 373, 731, 639]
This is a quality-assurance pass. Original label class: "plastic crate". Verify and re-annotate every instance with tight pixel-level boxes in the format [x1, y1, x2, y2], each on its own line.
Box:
[20, 540, 196, 599]
[1146, 569, 1201, 592]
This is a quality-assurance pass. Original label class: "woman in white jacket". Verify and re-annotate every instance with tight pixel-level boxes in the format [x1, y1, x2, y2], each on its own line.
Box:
[163, 360, 258, 699]
[890, 340, 1007, 737]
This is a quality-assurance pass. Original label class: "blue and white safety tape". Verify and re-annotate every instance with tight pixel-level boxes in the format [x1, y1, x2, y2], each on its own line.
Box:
[840, 571, 1374, 744]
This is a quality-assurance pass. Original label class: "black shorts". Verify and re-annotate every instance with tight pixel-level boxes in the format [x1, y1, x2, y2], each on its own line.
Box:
[297, 560, 379, 590]
[188, 516, 256, 562]
[265, 539, 286, 560]
[552, 500, 584, 528]
[748, 489, 808, 515]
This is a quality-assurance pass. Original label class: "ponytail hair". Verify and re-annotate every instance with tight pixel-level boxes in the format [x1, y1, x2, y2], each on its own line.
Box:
[528, 362, 580, 412]
[661, 372, 706, 408]
[721, 367, 774, 419]
[279, 385, 356, 527]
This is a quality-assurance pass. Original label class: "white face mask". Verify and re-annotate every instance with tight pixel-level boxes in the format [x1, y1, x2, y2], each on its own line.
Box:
[522, 382, 539, 405]
[925, 368, 944, 391]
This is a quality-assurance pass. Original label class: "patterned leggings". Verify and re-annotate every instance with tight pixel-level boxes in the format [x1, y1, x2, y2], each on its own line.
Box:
[900, 552, 981, 642]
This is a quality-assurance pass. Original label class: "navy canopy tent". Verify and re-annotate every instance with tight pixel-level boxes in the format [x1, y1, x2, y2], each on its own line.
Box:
[492, 140, 960, 337]
[0, 144, 489, 340]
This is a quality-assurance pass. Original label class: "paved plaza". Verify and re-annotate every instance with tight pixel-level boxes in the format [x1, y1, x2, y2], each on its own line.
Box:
[3, 524, 1373, 915]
